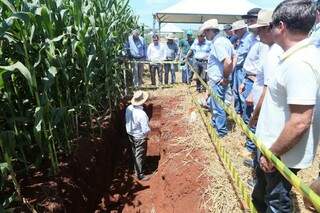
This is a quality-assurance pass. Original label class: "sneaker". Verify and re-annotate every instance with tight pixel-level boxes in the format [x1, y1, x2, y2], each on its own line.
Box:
[243, 159, 254, 168]
[138, 174, 151, 181]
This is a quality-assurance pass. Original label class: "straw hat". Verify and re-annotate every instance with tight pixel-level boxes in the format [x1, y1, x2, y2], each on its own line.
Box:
[231, 20, 247, 31]
[131, 90, 149, 106]
[166, 33, 176, 40]
[199, 19, 219, 33]
[249, 10, 273, 29]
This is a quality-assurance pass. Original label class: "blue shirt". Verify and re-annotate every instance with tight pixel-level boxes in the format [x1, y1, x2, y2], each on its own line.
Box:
[227, 35, 238, 46]
[236, 31, 257, 67]
[207, 35, 235, 83]
[190, 39, 211, 60]
[311, 23, 320, 48]
[164, 42, 179, 60]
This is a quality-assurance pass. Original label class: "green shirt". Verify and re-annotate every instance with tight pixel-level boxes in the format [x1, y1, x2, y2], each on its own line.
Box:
[179, 38, 194, 56]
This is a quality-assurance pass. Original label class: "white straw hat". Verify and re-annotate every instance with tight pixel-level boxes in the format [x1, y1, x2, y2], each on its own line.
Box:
[131, 91, 149, 106]
[199, 19, 219, 33]
[249, 10, 273, 29]
[231, 20, 247, 31]
[166, 33, 176, 40]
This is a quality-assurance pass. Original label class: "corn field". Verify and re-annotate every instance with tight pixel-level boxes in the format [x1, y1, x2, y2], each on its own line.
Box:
[0, 0, 137, 210]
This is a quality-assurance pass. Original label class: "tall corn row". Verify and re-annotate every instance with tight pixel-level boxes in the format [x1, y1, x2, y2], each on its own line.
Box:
[0, 0, 137, 210]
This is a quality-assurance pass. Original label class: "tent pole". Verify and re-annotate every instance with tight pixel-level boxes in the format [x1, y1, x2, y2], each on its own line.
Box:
[152, 14, 156, 33]
[158, 22, 161, 35]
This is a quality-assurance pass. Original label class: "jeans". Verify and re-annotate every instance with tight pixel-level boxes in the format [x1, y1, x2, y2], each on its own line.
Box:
[232, 66, 245, 114]
[252, 160, 299, 213]
[182, 58, 193, 84]
[194, 60, 207, 91]
[128, 135, 147, 178]
[149, 64, 163, 85]
[164, 63, 177, 84]
[208, 80, 229, 137]
[241, 77, 256, 153]
[131, 60, 144, 87]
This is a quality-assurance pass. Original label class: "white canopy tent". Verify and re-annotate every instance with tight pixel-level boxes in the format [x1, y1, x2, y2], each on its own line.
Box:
[160, 23, 184, 33]
[154, 0, 260, 30]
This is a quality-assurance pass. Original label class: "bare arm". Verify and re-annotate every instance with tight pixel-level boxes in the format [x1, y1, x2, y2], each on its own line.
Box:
[223, 56, 234, 78]
[269, 104, 314, 156]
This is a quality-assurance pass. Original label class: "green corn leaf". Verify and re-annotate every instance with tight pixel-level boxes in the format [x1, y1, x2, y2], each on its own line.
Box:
[0, 62, 33, 88]
[0, 0, 16, 12]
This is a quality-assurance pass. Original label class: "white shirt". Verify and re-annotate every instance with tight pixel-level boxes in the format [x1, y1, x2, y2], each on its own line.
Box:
[243, 42, 269, 75]
[251, 44, 283, 107]
[256, 38, 320, 169]
[125, 105, 150, 139]
[190, 39, 211, 60]
[147, 43, 164, 63]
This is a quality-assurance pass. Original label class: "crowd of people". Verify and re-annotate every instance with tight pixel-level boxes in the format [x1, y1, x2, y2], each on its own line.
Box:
[125, 0, 320, 212]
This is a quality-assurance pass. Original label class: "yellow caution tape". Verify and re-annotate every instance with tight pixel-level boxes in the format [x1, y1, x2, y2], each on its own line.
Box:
[190, 89, 257, 212]
[187, 61, 320, 212]
[126, 60, 180, 65]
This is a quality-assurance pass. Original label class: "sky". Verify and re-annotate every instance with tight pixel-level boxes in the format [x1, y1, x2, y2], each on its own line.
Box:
[129, 0, 283, 29]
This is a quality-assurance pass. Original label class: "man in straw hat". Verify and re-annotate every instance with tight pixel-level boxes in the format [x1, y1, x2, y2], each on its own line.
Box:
[163, 33, 179, 84]
[125, 91, 151, 181]
[230, 18, 257, 116]
[199, 19, 236, 137]
[250, 1, 320, 212]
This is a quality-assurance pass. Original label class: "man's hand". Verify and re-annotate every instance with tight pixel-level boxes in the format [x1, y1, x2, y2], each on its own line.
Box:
[248, 116, 258, 128]
[260, 156, 275, 173]
[219, 78, 229, 86]
[239, 83, 245, 94]
[246, 93, 253, 106]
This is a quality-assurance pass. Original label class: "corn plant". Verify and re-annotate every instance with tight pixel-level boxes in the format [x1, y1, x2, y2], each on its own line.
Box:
[0, 0, 137, 210]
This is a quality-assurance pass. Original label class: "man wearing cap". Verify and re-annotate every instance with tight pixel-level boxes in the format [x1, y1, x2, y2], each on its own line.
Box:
[179, 30, 194, 84]
[163, 33, 179, 84]
[251, 1, 320, 212]
[186, 32, 211, 92]
[200, 19, 236, 137]
[224, 24, 239, 48]
[242, 9, 284, 188]
[231, 9, 260, 115]
[310, 0, 320, 48]
[147, 34, 164, 85]
[125, 29, 147, 88]
[125, 91, 151, 181]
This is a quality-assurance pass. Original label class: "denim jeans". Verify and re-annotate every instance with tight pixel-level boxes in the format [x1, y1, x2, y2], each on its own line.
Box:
[232, 66, 245, 114]
[252, 161, 299, 213]
[194, 60, 207, 91]
[209, 80, 228, 137]
[164, 63, 177, 84]
[149, 64, 163, 85]
[241, 78, 256, 153]
[131, 60, 144, 87]
[182, 59, 193, 84]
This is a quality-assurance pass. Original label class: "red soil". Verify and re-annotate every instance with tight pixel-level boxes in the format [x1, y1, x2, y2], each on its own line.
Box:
[98, 94, 210, 212]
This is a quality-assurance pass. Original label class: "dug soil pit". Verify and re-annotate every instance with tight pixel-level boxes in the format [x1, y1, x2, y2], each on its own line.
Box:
[97, 87, 211, 212]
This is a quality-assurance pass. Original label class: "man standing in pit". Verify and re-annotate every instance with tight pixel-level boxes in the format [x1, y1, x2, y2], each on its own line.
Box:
[125, 91, 151, 181]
